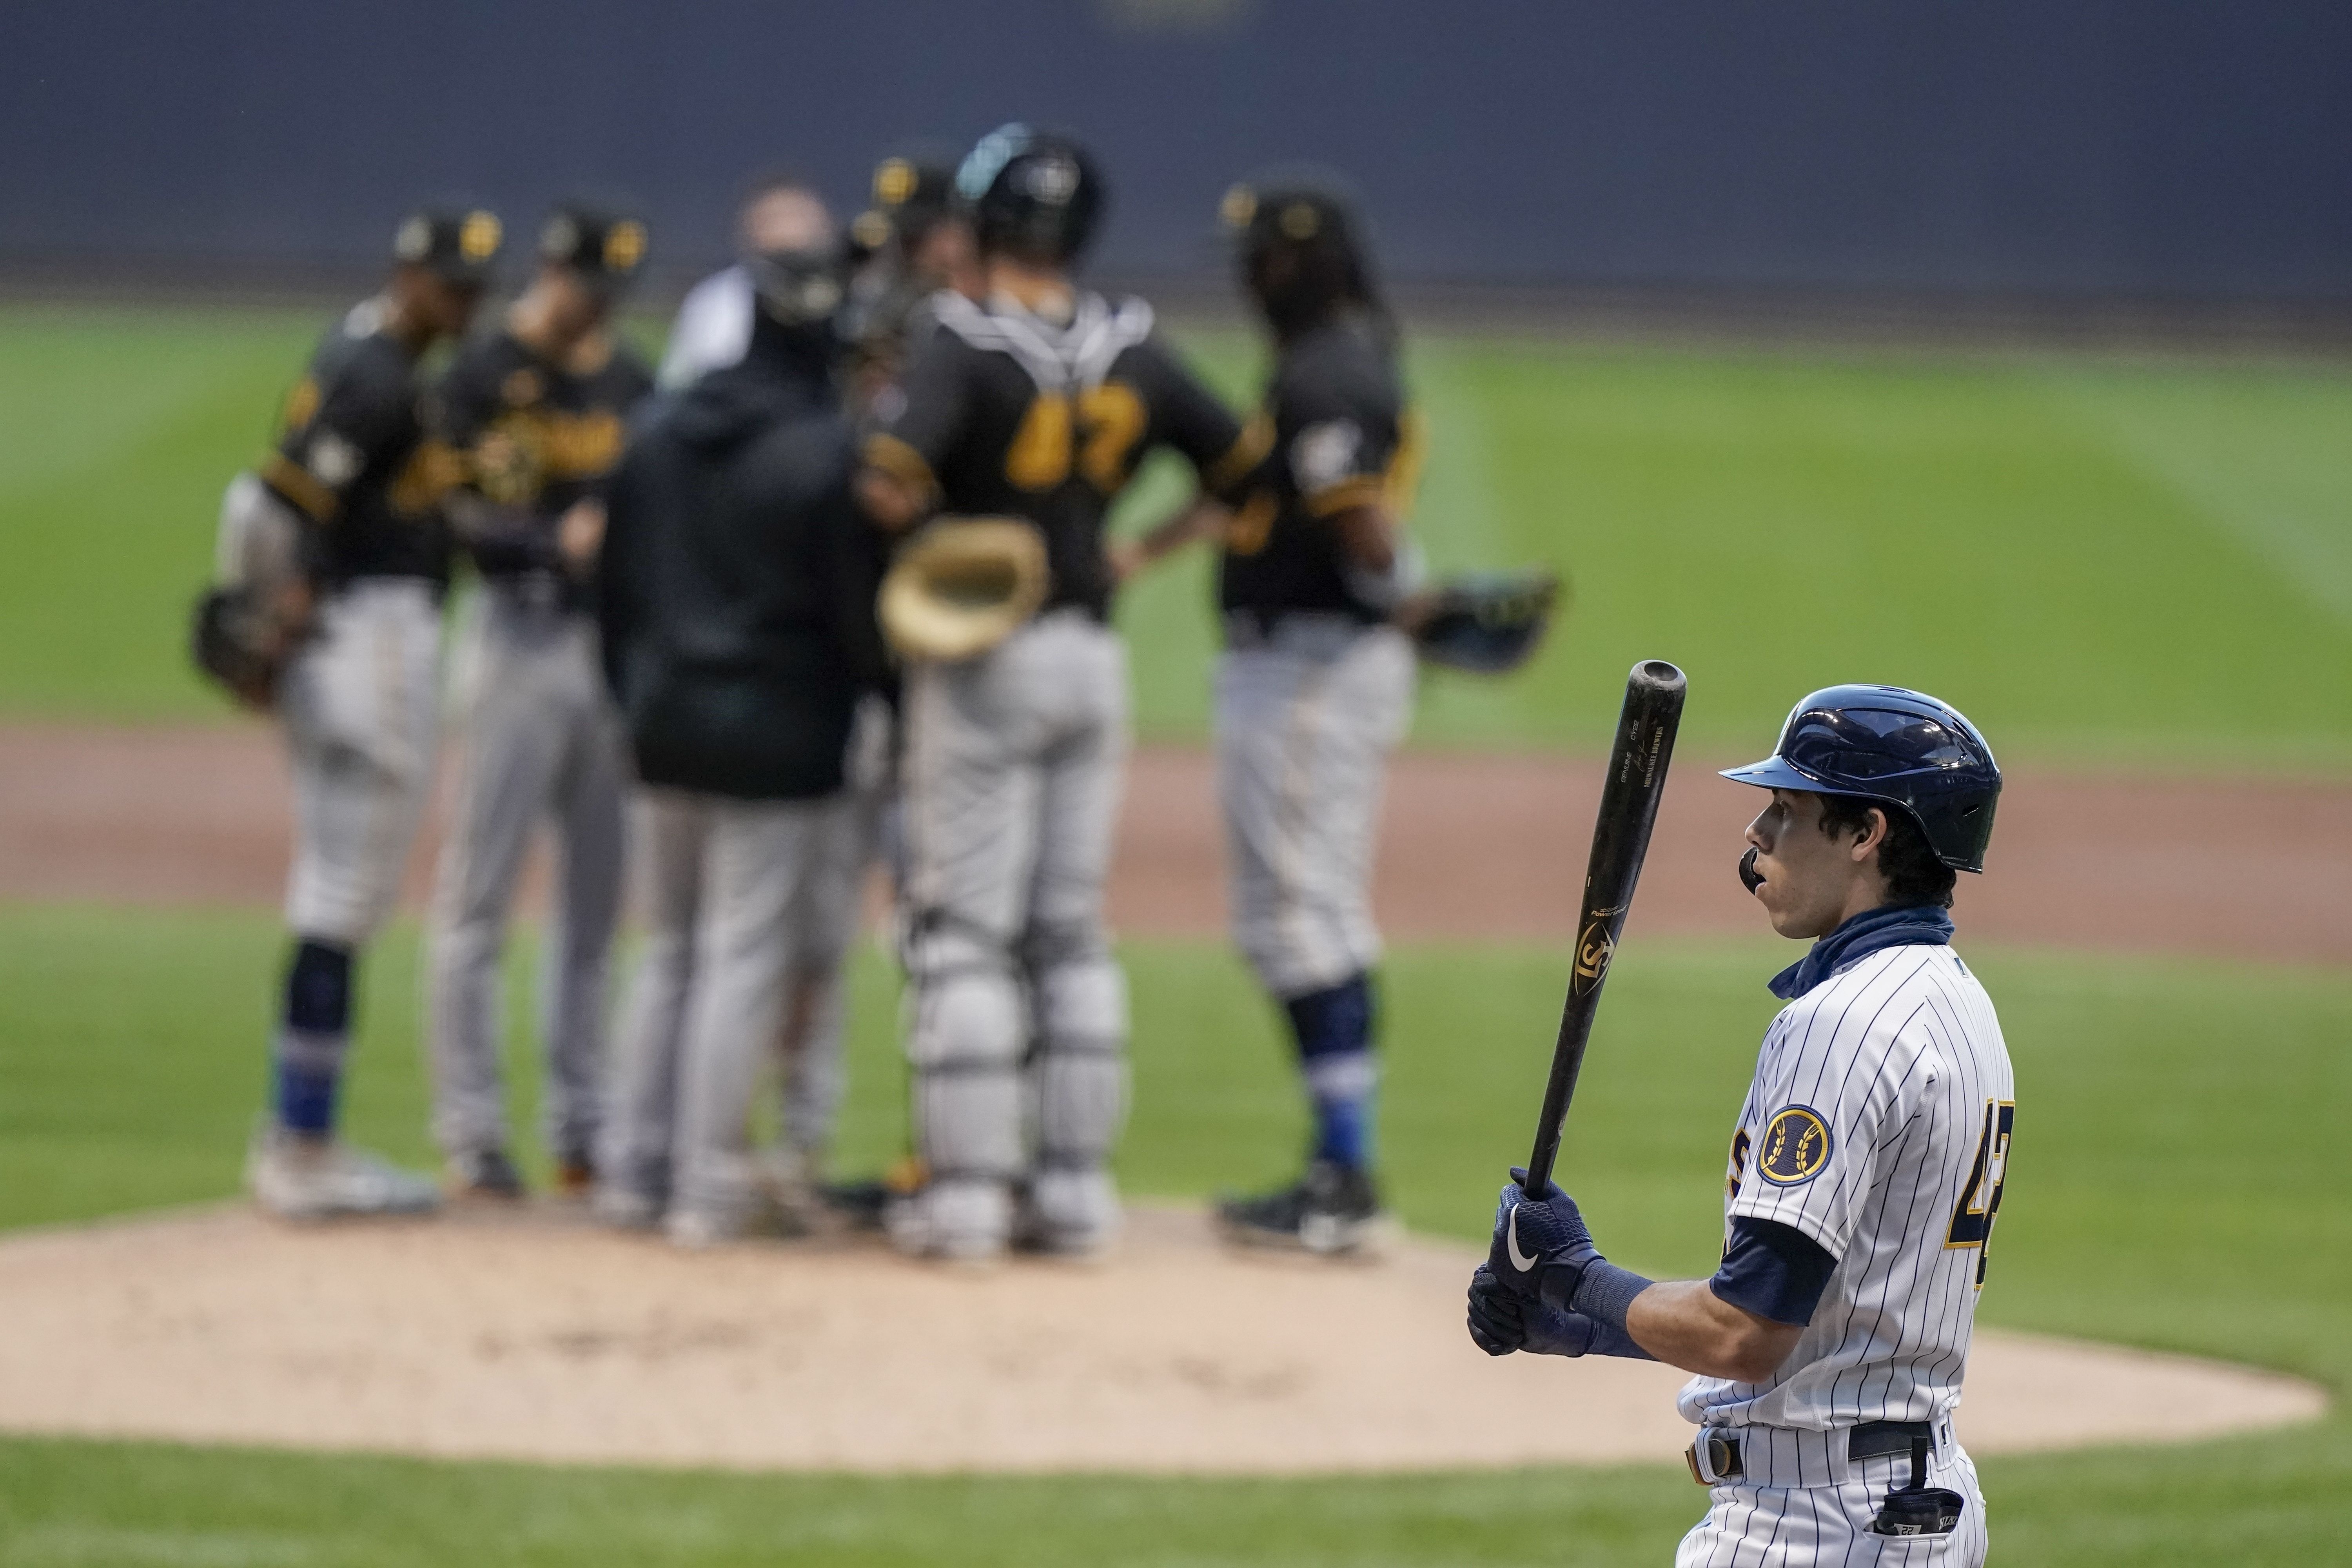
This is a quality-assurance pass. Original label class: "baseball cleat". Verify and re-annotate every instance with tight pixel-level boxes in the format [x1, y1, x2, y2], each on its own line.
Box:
[247, 1125, 441, 1220]
[444, 1146, 527, 1201]
[1015, 1168, 1122, 1259]
[818, 1178, 894, 1232]
[591, 1183, 663, 1231]
[664, 1205, 737, 1250]
[1216, 1160, 1386, 1255]
[552, 1154, 597, 1200]
[885, 1179, 1012, 1263]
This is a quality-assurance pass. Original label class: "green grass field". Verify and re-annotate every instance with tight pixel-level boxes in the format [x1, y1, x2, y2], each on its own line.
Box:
[3, 302, 2349, 762]
[2, 302, 2346, 1562]
[0, 905, 2345, 1565]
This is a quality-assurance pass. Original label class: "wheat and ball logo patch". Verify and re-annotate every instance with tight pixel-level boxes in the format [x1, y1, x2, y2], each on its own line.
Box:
[1757, 1105, 1832, 1185]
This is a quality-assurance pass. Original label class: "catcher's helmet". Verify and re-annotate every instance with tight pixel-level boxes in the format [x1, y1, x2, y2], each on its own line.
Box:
[1222, 170, 1379, 336]
[1721, 686, 2001, 872]
[955, 124, 1103, 265]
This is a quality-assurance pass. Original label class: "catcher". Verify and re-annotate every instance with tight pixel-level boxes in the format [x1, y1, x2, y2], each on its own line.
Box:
[191, 206, 499, 1218]
[857, 124, 1263, 1261]
[1118, 173, 1556, 1252]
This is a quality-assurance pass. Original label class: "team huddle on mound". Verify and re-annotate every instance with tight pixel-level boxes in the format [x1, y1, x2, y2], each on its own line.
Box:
[199, 127, 1549, 1260]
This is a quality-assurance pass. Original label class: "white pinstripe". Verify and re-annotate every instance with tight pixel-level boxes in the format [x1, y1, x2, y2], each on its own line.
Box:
[1680, 945, 2013, 1435]
[1673, 942, 2011, 1562]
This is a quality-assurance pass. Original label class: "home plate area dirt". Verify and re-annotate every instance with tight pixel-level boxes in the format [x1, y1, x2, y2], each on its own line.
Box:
[0, 1203, 2322, 1475]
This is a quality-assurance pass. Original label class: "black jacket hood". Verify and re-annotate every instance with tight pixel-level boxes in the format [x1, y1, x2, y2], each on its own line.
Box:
[668, 342, 833, 454]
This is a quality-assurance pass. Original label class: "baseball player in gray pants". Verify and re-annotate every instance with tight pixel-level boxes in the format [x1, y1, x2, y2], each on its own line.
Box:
[232, 210, 498, 1220]
[424, 204, 653, 1198]
[858, 127, 1256, 1261]
[599, 698, 889, 1235]
[1120, 176, 1422, 1253]
[596, 184, 892, 1245]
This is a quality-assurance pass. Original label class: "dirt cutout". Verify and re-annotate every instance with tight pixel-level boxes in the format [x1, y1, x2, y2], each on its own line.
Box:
[0, 1205, 2321, 1474]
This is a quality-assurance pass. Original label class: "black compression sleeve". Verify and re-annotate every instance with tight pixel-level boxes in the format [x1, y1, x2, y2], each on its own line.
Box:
[1709, 1216, 1838, 1327]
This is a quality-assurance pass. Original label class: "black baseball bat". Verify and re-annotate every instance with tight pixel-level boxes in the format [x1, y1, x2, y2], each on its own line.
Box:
[1521, 659, 1686, 1197]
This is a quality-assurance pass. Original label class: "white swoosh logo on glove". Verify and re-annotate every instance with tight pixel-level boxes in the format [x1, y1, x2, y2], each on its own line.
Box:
[1507, 1206, 1537, 1273]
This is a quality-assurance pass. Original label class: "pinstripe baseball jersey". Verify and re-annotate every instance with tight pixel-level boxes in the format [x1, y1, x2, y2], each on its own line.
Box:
[1678, 942, 2014, 1432]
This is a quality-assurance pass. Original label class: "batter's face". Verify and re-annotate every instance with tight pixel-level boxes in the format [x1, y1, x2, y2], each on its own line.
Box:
[1743, 789, 1888, 940]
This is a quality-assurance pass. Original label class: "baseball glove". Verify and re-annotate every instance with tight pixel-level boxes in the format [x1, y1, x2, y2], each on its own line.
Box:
[878, 516, 1050, 662]
[1412, 568, 1563, 674]
[191, 471, 314, 710]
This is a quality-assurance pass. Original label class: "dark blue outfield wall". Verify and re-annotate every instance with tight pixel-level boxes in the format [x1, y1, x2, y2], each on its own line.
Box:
[3, 0, 2346, 301]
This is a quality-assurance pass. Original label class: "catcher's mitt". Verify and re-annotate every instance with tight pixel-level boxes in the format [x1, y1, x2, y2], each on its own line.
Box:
[878, 516, 1050, 662]
[1412, 568, 1563, 674]
[191, 472, 314, 709]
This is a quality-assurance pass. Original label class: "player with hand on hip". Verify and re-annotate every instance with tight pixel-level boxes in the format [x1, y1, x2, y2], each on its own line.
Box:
[1121, 174, 1422, 1253]
[424, 203, 654, 1200]
[1469, 686, 2010, 1566]
[240, 208, 499, 1220]
[857, 124, 1260, 1261]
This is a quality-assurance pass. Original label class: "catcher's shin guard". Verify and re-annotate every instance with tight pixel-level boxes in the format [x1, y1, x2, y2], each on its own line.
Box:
[903, 922, 1024, 1252]
[1025, 927, 1129, 1246]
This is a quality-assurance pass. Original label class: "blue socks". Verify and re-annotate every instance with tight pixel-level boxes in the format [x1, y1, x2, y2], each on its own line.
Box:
[274, 938, 352, 1134]
[1283, 972, 1378, 1170]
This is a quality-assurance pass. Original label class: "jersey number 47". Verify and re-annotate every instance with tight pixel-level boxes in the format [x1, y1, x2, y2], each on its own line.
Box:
[1944, 1099, 2014, 1287]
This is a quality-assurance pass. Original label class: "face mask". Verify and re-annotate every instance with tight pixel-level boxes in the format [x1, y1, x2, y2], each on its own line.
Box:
[751, 246, 844, 330]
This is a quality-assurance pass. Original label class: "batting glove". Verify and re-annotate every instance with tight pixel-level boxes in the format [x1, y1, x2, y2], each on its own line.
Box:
[1486, 1168, 1603, 1310]
[1467, 1264, 1600, 1358]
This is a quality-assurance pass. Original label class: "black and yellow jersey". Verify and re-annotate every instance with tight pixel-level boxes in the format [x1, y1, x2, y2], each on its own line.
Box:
[864, 290, 1254, 619]
[434, 326, 653, 592]
[1217, 313, 1421, 627]
[261, 298, 452, 588]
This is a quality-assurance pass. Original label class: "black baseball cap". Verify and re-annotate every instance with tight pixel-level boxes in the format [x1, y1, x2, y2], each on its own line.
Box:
[539, 202, 650, 295]
[853, 144, 960, 254]
[392, 207, 503, 285]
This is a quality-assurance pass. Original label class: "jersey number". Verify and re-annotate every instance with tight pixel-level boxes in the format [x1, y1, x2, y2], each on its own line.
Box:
[1005, 382, 1147, 494]
[1944, 1098, 2014, 1285]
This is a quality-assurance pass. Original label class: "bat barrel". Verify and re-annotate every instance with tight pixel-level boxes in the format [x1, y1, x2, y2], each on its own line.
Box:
[1522, 659, 1687, 1195]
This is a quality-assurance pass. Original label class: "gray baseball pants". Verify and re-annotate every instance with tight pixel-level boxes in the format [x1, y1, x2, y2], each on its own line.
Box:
[897, 610, 1130, 1254]
[601, 786, 867, 1227]
[1215, 618, 1414, 998]
[599, 693, 888, 1216]
[279, 579, 443, 946]
[425, 587, 628, 1166]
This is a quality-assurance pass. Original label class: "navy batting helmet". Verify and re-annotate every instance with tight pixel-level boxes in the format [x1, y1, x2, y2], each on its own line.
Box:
[1721, 686, 2001, 872]
[955, 123, 1103, 265]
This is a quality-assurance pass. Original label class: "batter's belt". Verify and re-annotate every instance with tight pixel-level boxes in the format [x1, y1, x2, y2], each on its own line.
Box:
[1686, 1417, 1949, 1488]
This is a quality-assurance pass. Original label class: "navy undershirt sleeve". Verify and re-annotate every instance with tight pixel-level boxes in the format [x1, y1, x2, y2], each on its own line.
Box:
[1708, 1216, 1838, 1327]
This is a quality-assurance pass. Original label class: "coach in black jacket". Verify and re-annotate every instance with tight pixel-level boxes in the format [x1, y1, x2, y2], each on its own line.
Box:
[595, 183, 889, 1245]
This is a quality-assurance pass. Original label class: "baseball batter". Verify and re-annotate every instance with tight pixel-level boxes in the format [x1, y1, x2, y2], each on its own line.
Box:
[239, 208, 499, 1218]
[857, 125, 1257, 1260]
[424, 203, 654, 1199]
[1120, 174, 1421, 1253]
[1469, 686, 2009, 1565]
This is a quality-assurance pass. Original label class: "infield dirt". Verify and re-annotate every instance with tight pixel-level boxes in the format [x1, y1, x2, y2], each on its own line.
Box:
[3, 722, 2347, 962]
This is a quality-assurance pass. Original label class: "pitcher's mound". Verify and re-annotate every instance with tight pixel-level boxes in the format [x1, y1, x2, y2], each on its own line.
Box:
[0, 1204, 2321, 1474]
